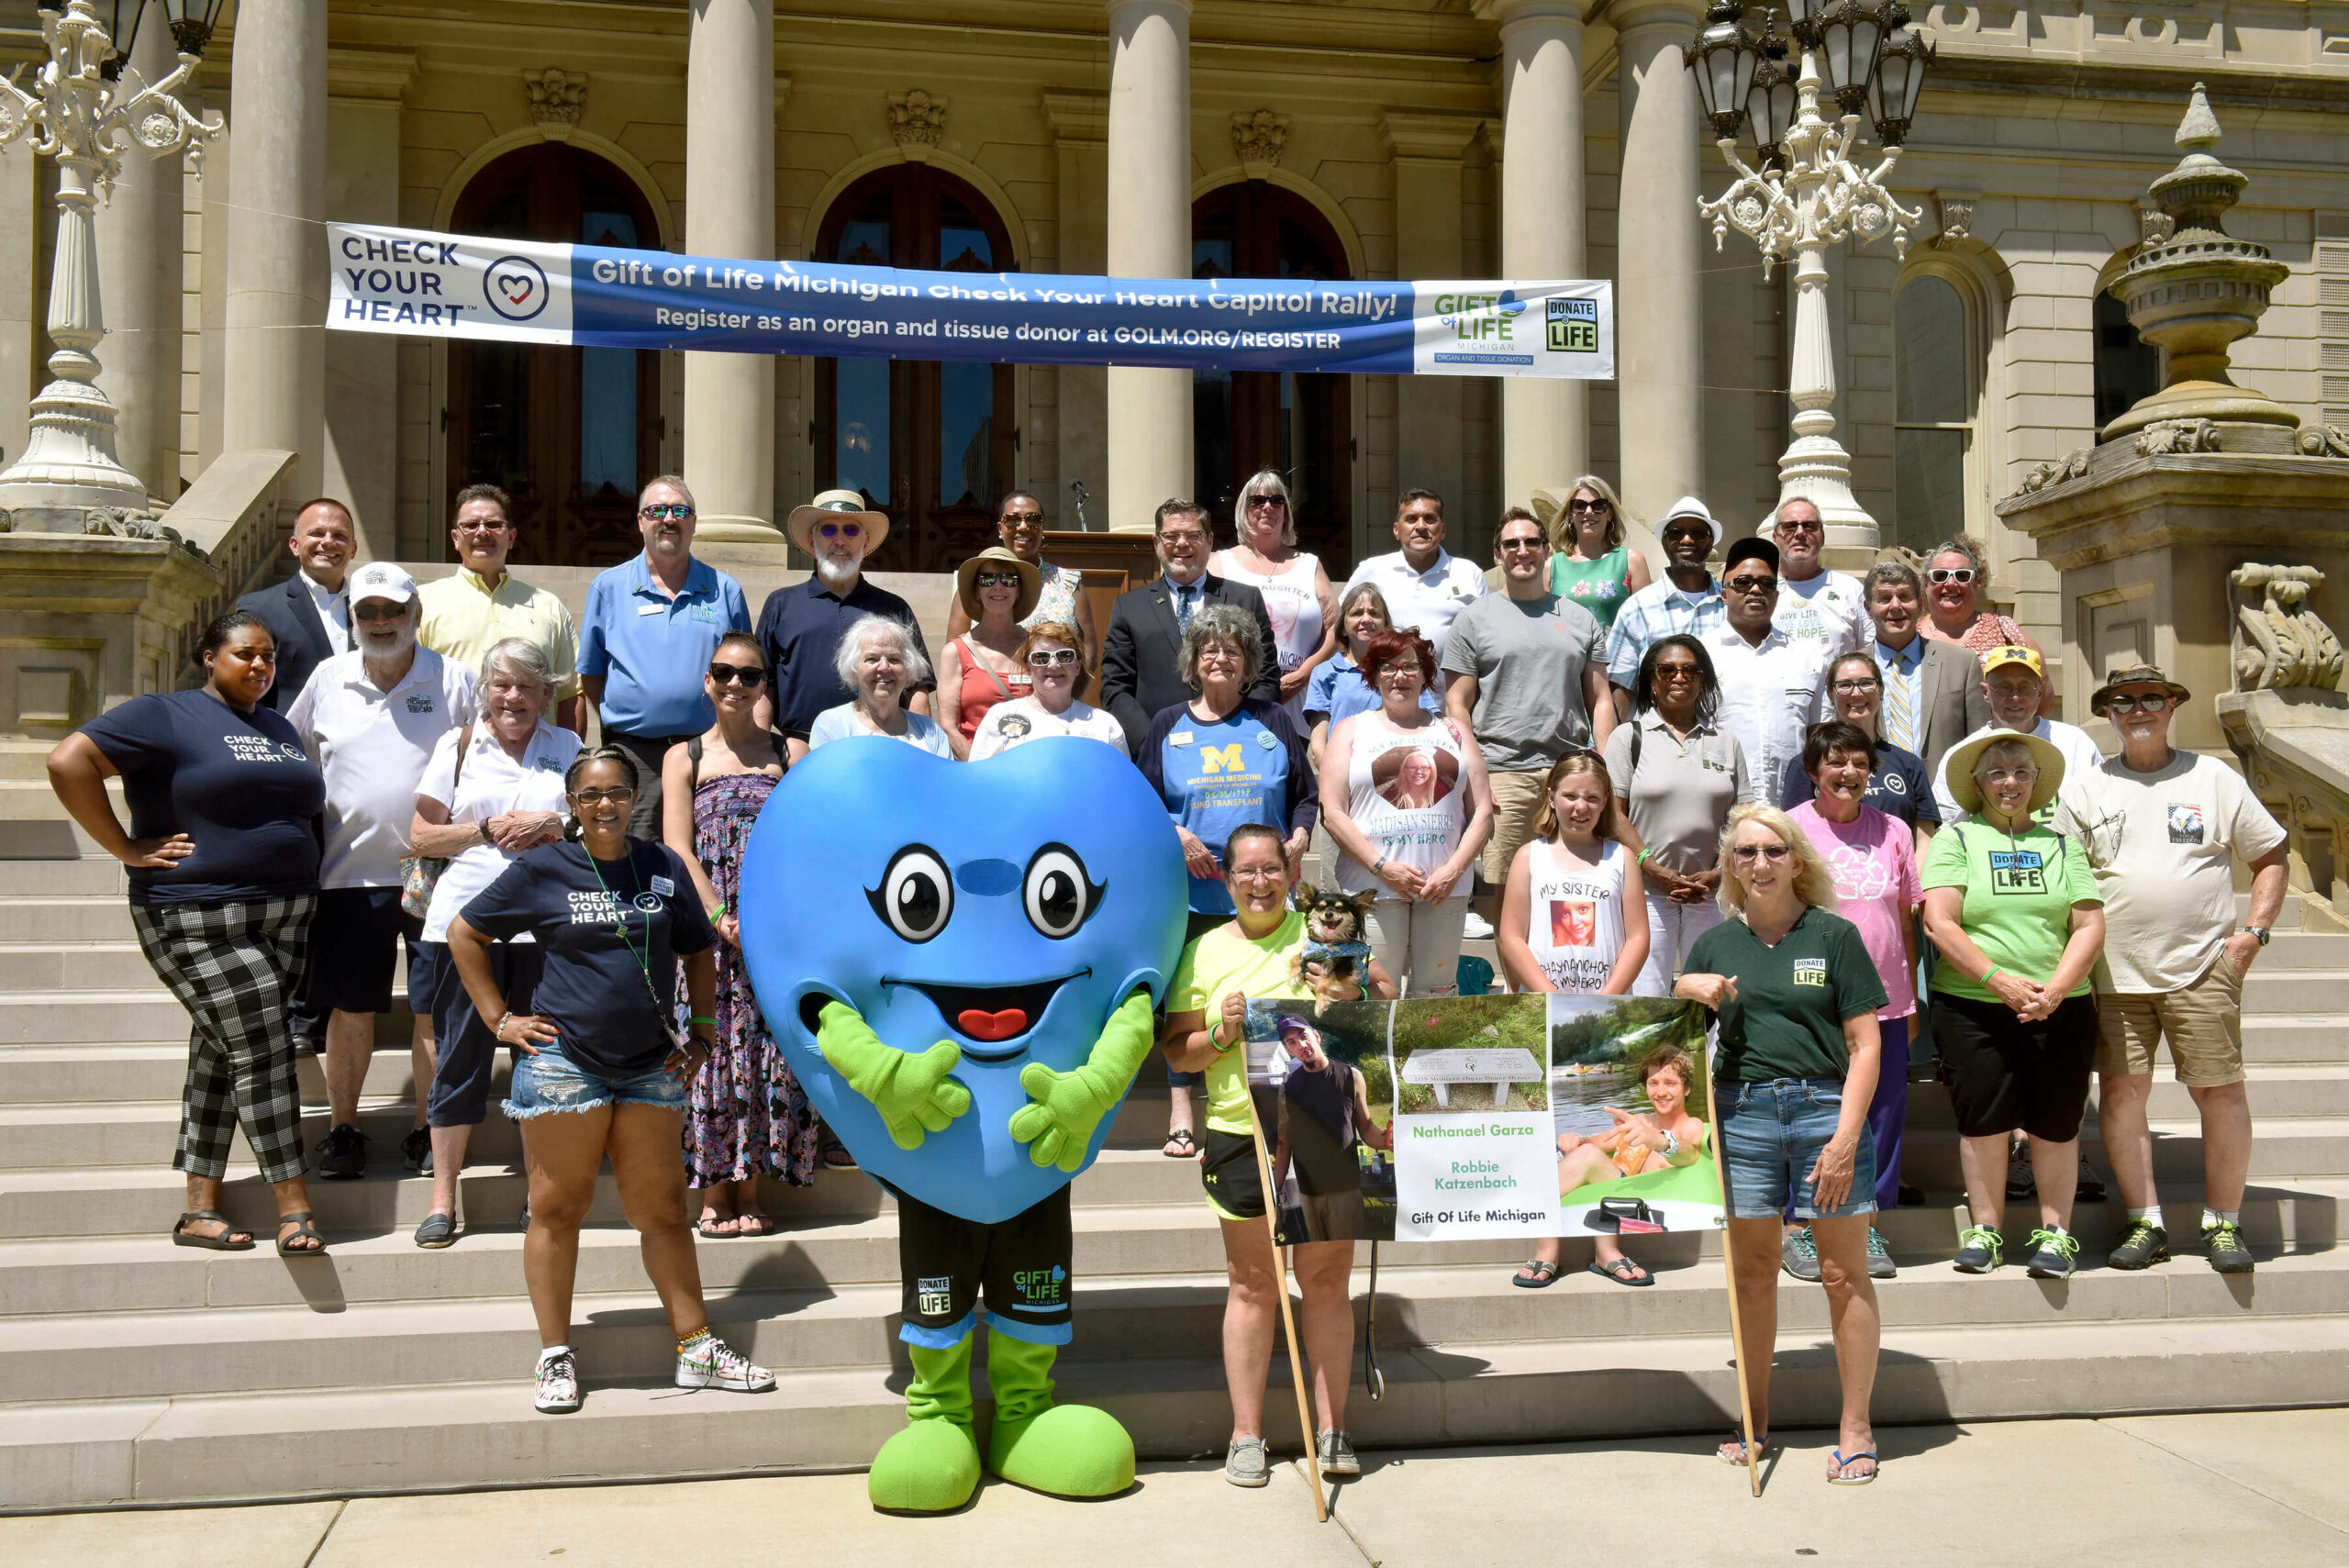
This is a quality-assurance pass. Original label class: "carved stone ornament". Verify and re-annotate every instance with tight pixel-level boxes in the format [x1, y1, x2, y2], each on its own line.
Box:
[1932, 195, 1975, 249]
[2134, 417, 2222, 456]
[2009, 447, 2092, 496]
[523, 69, 587, 130]
[2232, 563, 2344, 693]
[2138, 206, 2176, 247]
[2298, 425, 2349, 459]
[888, 89, 949, 150]
[1231, 109, 1288, 167]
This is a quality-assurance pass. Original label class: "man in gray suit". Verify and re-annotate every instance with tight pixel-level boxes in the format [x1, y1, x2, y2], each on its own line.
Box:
[1865, 559, 1990, 784]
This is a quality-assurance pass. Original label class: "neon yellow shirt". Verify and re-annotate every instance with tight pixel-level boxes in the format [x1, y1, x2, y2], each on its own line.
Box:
[1167, 910, 1314, 1136]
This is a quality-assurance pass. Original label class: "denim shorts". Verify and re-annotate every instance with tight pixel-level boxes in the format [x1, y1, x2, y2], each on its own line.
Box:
[502, 1041, 685, 1121]
[1717, 1076, 1876, 1221]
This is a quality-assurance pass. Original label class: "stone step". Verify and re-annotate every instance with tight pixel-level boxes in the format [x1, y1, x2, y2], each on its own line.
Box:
[1897, 1117, 2349, 1184]
[0, 820, 106, 858]
[0, 992, 422, 1046]
[0, 897, 138, 943]
[9, 1312, 2348, 1509]
[1898, 1065, 2349, 1127]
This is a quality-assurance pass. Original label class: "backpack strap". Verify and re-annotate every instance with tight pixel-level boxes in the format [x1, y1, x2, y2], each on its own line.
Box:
[685, 732, 704, 788]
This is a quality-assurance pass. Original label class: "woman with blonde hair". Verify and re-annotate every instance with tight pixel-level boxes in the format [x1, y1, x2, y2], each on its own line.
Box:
[1210, 469, 1339, 718]
[1544, 473, 1652, 631]
[1678, 802, 1887, 1484]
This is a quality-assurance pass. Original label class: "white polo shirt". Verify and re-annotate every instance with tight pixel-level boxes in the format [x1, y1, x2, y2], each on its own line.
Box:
[416, 720, 583, 942]
[287, 647, 477, 889]
[1772, 568, 1871, 670]
[1344, 549, 1488, 660]
[1702, 620, 1834, 799]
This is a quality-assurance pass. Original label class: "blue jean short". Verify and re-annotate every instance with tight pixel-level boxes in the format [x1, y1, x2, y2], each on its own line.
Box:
[502, 1041, 685, 1121]
[1717, 1076, 1876, 1221]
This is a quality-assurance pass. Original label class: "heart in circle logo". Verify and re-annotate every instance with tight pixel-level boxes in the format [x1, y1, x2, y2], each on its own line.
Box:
[482, 254, 550, 322]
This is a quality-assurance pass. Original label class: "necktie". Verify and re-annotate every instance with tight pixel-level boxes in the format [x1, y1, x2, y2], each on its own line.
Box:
[1886, 648, 1918, 752]
[1174, 583, 1197, 634]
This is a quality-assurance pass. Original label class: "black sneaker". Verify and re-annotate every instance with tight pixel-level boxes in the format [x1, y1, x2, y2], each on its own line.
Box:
[1953, 1226, 2002, 1273]
[316, 1122, 368, 1180]
[2004, 1164, 2036, 1202]
[399, 1126, 433, 1175]
[2203, 1219, 2254, 1274]
[2075, 1172, 2108, 1205]
[2108, 1218, 2170, 1271]
[2025, 1228, 2080, 1280]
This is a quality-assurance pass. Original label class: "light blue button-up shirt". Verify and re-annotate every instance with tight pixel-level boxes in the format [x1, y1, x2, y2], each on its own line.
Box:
[576, 553, 751, 736]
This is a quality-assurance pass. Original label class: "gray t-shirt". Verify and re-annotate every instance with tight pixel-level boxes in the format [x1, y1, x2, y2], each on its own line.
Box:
[1439, 591, 1605, 773]
[1601, 712, 1753, 874]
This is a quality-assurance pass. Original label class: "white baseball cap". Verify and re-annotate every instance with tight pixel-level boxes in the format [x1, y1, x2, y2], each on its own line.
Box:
[348, 562, 417, 605]
[1657, 496, 1721, 550]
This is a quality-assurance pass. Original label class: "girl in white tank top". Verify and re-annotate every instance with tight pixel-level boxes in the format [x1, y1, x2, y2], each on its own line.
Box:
[1497, 752, 1651, 995]
[1332, 712, 1471, 896]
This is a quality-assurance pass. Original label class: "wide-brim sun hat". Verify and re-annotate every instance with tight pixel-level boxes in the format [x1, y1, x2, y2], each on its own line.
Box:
[2089, 662, 2192, 717]
[1945, 728, 2067, 818]
[786, 488, 891, 558]
[955, 545, 1041, 621]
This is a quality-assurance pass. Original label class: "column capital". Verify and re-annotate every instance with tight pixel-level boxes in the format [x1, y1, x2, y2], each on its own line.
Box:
[1472, 0, 1587, 38]
[1603, 0, 1707, 39]
[1105, 0, 1194, 17]
[1380, 110, 1483, 163]
[327, 47, 417, 104]
[1041, 88, 1109, 147]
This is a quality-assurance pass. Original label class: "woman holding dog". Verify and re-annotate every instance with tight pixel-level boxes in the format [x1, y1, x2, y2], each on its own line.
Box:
[1319, 629, 1494, 999]
[1161, 822, 1395, 1489]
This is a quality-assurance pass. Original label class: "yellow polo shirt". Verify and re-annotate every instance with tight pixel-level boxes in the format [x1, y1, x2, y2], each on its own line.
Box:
[416, 568, 581, 700]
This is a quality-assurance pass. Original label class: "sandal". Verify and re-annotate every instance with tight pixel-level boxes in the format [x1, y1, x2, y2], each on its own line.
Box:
[697, 1215, 740, 1239]
[274, 1212, 327, 1256]
[1717, 1430, 1770, 1464]
[1163, 1129, 1198, 1159]
[735, 1214, 776, 1237]
[1828, 1449, 1878, 1485]
[172, 1210, 254, 1251]
[1589, 1256, 1653, 1287]
[1510, 1258, 1559, 1288]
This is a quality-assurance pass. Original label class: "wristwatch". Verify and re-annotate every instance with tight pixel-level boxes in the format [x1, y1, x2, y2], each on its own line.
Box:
[2241, 925, 2271, 947]
[478, 818, 495, 846]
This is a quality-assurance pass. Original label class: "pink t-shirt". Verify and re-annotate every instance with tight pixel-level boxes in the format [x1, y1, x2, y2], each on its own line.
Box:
[1787, 800, 1920, 1019]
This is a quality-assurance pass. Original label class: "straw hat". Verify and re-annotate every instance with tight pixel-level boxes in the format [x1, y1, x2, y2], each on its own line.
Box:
[954, 545, 1041, 621]
[785, 488, 890, 557]
[1944, 728, 2067, 818]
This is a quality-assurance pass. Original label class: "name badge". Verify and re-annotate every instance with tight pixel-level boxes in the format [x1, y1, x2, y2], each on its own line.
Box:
[651, 874, 675, 895]
[1169, 730, 1194, 746]
[637, 603, 664, 616]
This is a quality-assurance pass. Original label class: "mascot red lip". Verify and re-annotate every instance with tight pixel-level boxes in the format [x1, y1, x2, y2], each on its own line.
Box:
[739, 738, 1186, 1513]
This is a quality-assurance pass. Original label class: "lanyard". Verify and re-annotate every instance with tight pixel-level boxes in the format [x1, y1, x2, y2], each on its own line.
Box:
[582, 844, 665, 1011]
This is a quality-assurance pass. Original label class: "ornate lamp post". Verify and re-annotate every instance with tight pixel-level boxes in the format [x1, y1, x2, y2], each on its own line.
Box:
[0, 0, 221, 532]
[1685, 0, 1933, 547]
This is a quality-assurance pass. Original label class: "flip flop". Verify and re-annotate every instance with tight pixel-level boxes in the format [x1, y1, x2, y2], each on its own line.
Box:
[1589, 1256, 1654, 1287]
[1510, 1258, 1559, 1288]
[1163, 1129, 1198, 1159]
[274, 1212, 327, 1256]
[735, 1214, 776, 1237]
[1828, 1450, 1878, 1485]
[1718, 1430, 1770, 1465]
[697, 1215, 740, 1239]
[172, 1209, 253, 1251]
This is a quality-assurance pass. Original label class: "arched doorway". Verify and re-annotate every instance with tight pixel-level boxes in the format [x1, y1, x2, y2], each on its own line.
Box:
[1193, 181, 1353, 572]
[812, 163, 1018, 572]
[444, 143, 663, 567]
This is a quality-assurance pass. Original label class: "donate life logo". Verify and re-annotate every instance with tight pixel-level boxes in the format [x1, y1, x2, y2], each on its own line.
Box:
[1546, 296, 1599, 352]
[484, 254, 549, 323]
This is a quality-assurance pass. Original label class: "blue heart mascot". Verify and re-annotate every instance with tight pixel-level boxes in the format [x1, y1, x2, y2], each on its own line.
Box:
[739, 737, 1185, 1512]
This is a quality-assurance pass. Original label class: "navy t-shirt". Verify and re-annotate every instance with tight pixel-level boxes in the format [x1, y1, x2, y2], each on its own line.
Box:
[1778, 740, 1938, 828]
[459, 840, 717, 1077]
[79, 688, 325, 906]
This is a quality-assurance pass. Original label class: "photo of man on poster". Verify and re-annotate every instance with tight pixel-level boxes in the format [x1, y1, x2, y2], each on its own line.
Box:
[1270, 1015, 1394, 1242]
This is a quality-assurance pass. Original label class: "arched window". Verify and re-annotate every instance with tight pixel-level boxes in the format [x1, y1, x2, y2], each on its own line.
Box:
[446, 143, 662, 567]
[1891, 271, 1977, 556]
[2093, 291, 2163, 431]
[1193, 181, 1353, 570]
[812, 164, 1017, 572]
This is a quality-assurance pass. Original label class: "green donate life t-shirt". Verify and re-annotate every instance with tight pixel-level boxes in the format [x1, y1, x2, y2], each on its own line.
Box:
[1920, 817, 2102, 1003]
[1687, 906, 1887, 1084]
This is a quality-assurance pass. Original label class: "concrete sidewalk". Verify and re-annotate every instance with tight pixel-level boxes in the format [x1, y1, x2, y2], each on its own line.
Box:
[6, 1408, 2344, 1567]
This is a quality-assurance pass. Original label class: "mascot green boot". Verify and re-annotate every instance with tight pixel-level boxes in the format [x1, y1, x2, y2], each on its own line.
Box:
[867, 1336, 982, 1513]
[985, 1329, 1135, 1497]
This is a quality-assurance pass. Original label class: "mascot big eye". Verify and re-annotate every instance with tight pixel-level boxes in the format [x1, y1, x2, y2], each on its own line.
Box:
[739, 738, 1185, 1512]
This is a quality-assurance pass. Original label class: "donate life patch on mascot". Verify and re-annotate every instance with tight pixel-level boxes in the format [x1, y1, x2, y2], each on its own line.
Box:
[738, 738, 1186, 1513]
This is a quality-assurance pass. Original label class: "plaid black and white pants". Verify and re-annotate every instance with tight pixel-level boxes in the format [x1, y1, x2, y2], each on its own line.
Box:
[129, 895, 317, 1184]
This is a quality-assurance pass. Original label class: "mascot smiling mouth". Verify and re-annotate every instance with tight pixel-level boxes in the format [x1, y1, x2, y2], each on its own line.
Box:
[882, 971, 1091, 1058]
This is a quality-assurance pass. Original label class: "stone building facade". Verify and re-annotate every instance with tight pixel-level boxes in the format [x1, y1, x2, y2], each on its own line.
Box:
[6, 0, 2349, 651]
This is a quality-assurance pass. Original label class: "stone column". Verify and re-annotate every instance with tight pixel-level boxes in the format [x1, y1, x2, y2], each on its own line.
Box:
[1383, 113, 1482, 521]
[93, 17, 184, 506]
[1488, 0, 1587, 507]
[221, 0, 328, 502]
[683, 0, 779, 547]
[1611, 0, 1705, 521]
[321, 49, 416, 561]
[1043, 90, 1110, 529]
[0, 134, 33, 469]
[1105, 0, 1192, 532]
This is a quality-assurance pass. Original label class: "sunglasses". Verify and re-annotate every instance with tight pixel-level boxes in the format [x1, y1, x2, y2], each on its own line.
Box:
[708, 662, 766, 687]
[1928, 567, 1978, 585]
[573, 787, 638, 806]
[1731, 842, 1793, 862]
[2104, 692, 2171, 714]
[640, 504, 693, 522]
[1000, 511, 1044, 527]
[1568, 498, 1611, 514]
[1653, 663, 1701, 682]
[974, 571, 1021, 589]
[818, 521, 862, 539]
[1027, 648, 1081, 668]
[352, 601, 408, 622]
[1246, 495, 1288, 509]
[1497, 537, 1548, 553]
[1727, 574, 1778, 594]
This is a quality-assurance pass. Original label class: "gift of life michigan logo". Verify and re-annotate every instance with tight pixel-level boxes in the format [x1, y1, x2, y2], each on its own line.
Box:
[1435, 290, 1527, 345]
[1012, 1266, 1068, 1307]
[1989, 848, 2048, 895]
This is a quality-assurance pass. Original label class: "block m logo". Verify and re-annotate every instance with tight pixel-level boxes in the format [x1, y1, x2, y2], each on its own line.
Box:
[1198, 743, 1245, 774]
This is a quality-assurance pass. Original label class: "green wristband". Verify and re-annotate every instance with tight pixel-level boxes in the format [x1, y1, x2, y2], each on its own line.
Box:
[1981, 965, 2002, 985]
[689, 1015, 717, 1025]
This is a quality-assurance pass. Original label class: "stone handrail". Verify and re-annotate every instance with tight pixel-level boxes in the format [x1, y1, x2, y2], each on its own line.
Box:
[156, 449, 296, 684]
[2219, 563, 2349, 926]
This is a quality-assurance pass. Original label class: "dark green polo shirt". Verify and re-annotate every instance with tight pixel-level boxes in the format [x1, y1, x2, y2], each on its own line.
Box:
[1687, 906, 1887, 1084]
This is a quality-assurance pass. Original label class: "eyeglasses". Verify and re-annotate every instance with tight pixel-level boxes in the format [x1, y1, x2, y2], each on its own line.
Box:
[1831, 678, 1882, 695]
[1727, 574, 1778, 594]
[1928, 567, 1978, 585]
[640, 504, 694, 523]
[1568, 498, 1611, 514]
[452, 520, 509, 535]
[707, 662, 766, 687]
[1731, 842, 1793, 862]
[818, 521, 862, 539]
[1160, 529, 1208, 547]
[1776, 517, 1822, 535]
[1246, 495, 1288, 509]
[1497, 537, 1548, 553]
[999, 511, 1044, 527]
[572, 787, 638, 806]
[974, 571, 1021, 589]
[1229, 864, 1286, 884]
[2105, 692, 2171, 714]
[1027, 648, 1081, 668]
[352, 602, 407, 622]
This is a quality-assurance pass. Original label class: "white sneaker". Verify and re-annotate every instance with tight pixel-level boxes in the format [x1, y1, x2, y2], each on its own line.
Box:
[1462, 912, 1496, 940]
[534, 1349, 581, 1414]
[676, 1334, 776, 1392]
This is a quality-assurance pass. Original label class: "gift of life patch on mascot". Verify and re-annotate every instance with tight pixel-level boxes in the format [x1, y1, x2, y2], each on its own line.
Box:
[738, 737, 1186, 1514]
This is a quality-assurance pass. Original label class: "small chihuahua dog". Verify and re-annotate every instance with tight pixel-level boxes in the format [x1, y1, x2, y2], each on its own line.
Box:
[1288, 882, 1376, 1014]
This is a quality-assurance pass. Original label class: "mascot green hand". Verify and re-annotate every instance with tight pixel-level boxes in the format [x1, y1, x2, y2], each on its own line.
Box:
[736, 739, 1186, 1515]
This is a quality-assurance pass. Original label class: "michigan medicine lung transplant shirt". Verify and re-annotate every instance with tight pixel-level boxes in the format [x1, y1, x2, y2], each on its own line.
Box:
[460, 840, 716, 1077]
[1688, 906, 1887, 1083]
[80, 687, 325, 906]
[1141, 700, 1313, 916]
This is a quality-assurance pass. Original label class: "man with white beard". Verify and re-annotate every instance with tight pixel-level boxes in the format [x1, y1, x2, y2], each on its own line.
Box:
[760, 488, 934, 763]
